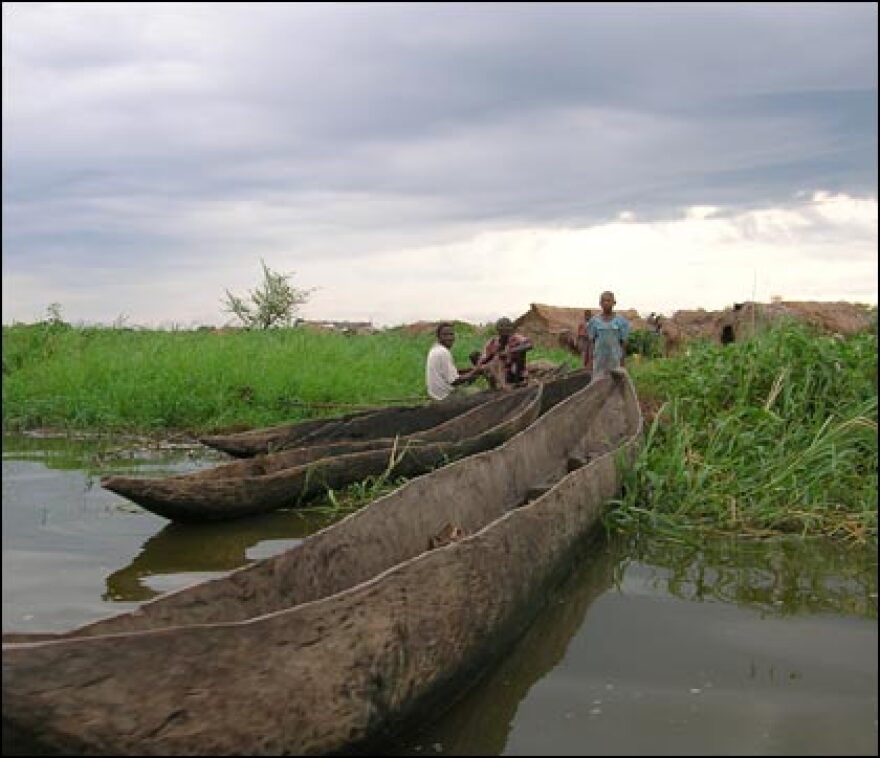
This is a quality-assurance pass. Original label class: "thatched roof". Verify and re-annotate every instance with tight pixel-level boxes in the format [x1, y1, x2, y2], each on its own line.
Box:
[763, 301, 875, 335]
[513, 300, 875, 352]
[514, 302, 648, 349]
[674, 300, 876, 342]
[392, 301, 874, 354]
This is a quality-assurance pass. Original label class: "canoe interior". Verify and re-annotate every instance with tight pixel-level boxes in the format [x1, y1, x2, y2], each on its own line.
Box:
[198, 368, 591, 458]
[176, 388, 541, 482]
[98, 385, 543, 522]
[200, 390, 493, 457]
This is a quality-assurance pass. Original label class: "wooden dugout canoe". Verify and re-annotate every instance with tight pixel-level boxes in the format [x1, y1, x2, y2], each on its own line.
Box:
[2, 369, 640, 756]
[100, 385, 543, 522]
[199, 391, 493, 458]
[198, 369, 592, 458]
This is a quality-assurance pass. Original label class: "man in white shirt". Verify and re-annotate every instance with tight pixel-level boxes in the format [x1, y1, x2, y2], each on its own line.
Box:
[425, 322, 482, 400]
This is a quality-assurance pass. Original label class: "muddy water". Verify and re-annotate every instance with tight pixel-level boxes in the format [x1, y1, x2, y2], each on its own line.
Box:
[2, 434, 877, 755]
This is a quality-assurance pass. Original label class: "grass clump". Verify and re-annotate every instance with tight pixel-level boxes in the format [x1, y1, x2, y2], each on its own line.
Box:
[1, 322, 573, 434]
[612, 321, 877, 543]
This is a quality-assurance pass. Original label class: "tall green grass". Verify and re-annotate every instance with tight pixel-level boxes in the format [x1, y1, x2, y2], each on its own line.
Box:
[5, 318, 875, 542]
[1, 322, 575, 433]
[612, 321, 877, 542]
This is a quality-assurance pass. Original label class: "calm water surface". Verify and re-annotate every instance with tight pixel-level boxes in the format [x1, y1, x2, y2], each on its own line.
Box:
[2, 434, 877, 756]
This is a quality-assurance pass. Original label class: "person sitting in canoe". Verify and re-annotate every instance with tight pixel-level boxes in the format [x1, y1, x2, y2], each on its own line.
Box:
[477, 317, 534, 389]
[425, 322, 484, 400]
[584, 290, 630, 378]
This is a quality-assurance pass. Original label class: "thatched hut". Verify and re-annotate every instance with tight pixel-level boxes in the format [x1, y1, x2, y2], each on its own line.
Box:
[763, 301, 876, 335]
[513, 300, 875, 356]
[672, 300, 876, 346]
[514, 303, 647, 352]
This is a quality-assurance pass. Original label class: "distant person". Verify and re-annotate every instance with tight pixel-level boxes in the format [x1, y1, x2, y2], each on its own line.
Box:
[576, 309, 593, 367]
[478, 317, 533, 389]
[584, 291, 630, 378]
[425, 323, 482, 400]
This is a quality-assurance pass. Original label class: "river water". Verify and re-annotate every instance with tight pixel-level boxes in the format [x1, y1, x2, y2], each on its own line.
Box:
[2, 434, 877, 756]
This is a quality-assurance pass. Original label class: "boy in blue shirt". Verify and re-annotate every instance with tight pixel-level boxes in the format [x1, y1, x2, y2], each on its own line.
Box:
[584, 291, 630, 377]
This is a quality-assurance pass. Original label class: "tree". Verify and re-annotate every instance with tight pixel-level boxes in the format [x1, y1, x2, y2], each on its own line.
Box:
[222, 260, 315, 329]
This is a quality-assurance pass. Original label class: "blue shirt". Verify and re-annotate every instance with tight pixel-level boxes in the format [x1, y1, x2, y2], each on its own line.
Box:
[587, 314, 630, 374]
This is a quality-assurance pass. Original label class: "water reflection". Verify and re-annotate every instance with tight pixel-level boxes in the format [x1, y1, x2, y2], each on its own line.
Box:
[103, 509, 341, 601]
[624, 532, 878, 619]
[374, 533, 618, 756]
[2, 432, 227, 475]
[377, 532, 877, 756]
[2, 433, 349, 632]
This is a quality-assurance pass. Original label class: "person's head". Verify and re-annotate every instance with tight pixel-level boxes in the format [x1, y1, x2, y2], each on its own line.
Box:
[495, 317, 514, 340]
[583, 309, 592, 321]
[599, 291, 616, 315]
[436, 322, 455, 348]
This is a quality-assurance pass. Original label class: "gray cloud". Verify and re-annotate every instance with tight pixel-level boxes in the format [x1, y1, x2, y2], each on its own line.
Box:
[2, 2, 876, 323]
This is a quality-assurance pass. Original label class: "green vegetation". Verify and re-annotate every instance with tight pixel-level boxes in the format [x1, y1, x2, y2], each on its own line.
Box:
[222, 259, 315, 330]
[3, 315, 876, 543]
[614, 531, 877, 619]
[625, 328, 663, 359]
[611, 320, 877, 543]
[1, 320, 574, 433]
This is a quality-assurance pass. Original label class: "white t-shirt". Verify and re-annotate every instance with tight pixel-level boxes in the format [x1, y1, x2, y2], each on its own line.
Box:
[425, 343, 460, 400]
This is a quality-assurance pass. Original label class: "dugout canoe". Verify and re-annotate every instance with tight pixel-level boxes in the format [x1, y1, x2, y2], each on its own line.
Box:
[199, 391, 493, 458]
[100, 385, 543, 522]
[2, 369, 641, 757]
[198, 368, 591, 458]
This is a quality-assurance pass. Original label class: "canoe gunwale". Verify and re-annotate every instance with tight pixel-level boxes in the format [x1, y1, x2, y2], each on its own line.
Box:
[198, 369, 591, 459]
[99, 384, 543, 522]
[199, 391, 496, 458]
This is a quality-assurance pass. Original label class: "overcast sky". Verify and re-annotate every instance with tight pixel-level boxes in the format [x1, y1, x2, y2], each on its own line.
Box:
[3, 2, 877, 327]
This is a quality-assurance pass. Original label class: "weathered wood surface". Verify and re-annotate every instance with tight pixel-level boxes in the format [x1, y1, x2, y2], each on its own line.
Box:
[199, 391, 493, 458]
[100, 386, 543, 522]
[2, 369, 641, 756]
[198, 369, 591, 458]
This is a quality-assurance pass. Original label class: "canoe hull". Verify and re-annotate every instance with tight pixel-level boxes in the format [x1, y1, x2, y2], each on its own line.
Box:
[198, 369, 591, 459]
[3, 371, 641, 756]
[200, 391, 493, 458]
[101, 388, 543, 522]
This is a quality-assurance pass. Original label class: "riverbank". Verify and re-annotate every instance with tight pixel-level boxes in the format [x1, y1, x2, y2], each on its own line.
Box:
[3, 319, 876, 543]
[1, 321, 576, 433]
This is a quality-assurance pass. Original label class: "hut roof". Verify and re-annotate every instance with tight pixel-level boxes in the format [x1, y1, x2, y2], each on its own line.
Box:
[765, 301, 875, 335]
[515, 303, 648, 333]
[669, 300, 876, 342]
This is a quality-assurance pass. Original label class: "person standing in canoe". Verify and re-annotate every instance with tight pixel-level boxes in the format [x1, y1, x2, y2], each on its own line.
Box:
[584, 291, 630, 378]
[425, 323, 483, 400]
[477, 317, 534, 389]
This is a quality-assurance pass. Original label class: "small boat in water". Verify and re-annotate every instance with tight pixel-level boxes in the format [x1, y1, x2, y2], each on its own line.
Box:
[198, 369, 591, 458]
[199, 392, 492, 458]
[2, 369, 641, 756]
[101, 386, 543, 522]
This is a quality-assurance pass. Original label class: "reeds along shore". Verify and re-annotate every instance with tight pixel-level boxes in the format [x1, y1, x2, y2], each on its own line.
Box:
[607, 321, 877, 543]
[2, 318, 876, 542]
